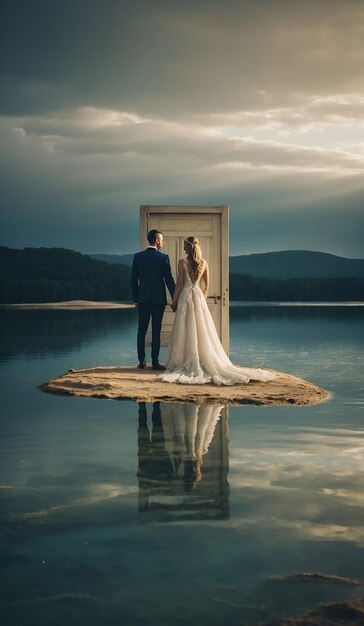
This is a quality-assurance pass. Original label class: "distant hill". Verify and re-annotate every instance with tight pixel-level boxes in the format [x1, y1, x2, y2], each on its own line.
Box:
[229, 250, 364, 279]
[92, 250, 364, 279]
[91, 253, 134, 267]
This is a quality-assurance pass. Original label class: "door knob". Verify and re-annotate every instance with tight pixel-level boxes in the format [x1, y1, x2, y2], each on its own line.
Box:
[208, 295, 221, 304]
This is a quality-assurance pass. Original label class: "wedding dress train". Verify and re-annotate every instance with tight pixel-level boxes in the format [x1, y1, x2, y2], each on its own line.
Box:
[159, 260, 276, 386]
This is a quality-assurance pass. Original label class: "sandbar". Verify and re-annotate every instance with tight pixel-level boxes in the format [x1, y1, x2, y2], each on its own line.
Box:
[0, 300, 134, 309]
[39, 366, 329, 406]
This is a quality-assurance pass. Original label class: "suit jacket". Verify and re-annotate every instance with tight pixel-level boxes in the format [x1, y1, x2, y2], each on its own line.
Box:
[131, 248, 175, 305]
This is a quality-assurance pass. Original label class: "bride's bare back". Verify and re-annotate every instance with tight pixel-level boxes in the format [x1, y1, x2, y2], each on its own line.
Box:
[185, 258, 208, 285]
[172, 258, 208, 309]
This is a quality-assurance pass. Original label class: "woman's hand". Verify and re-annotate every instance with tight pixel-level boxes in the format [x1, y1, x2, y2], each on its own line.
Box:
[171, 259, 184, 313]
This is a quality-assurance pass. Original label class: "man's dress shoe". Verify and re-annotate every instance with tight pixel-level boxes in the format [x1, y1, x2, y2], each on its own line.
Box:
[138, 362, 146, 369]
[152, 363, 166, 371]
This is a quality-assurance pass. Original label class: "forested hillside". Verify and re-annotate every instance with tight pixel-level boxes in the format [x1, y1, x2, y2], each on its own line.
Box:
[1, 247, 363, 303]
[229, 273, 364, 302]
[0, 247, 131, 304]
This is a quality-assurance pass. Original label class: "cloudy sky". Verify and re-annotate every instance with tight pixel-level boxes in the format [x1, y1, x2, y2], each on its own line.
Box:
[1, 0, 363, 257]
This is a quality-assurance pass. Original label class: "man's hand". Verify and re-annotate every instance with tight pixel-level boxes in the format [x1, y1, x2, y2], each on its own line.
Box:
[171, 303, 177, 312]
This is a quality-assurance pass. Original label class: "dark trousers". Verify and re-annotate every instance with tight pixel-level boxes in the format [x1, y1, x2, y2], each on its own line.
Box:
[137, 303, 165, 364]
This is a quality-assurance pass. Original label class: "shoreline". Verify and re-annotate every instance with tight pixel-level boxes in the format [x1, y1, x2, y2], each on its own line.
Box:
[1, 299, 364, 309]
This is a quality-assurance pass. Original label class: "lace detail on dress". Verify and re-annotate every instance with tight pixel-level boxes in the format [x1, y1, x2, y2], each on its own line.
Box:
[158, 259, 276, 386]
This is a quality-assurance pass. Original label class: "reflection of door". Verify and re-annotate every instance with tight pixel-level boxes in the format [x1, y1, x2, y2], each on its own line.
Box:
[140, 205, 229, 353]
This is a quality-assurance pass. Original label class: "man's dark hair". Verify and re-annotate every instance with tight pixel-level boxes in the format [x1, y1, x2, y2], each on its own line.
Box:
[147, 229, 162, 244]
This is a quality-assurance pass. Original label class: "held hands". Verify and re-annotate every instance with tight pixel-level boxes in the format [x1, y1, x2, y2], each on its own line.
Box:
[171, 302, 177, 312]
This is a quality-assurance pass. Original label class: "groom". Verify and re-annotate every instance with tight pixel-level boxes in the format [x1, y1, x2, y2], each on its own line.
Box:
[131, 229, 175, 370]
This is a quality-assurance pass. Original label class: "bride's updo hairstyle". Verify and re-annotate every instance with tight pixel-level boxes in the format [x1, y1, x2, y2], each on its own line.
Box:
[184, 236, 203, 274]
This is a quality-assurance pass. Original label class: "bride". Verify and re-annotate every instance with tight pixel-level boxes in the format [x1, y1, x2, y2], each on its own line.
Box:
[158, 236, 276, 386]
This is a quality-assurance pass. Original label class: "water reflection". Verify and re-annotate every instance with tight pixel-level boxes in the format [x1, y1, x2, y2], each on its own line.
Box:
[230, 303, 364, 322]
[0, 308, 136, 360]
[137, 402, 229, 522]
[1, 305, 363, 625]
[1, 305, 362, 363]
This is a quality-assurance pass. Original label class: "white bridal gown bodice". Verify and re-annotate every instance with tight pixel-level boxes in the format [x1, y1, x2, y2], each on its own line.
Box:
[159, 259, 276, 386]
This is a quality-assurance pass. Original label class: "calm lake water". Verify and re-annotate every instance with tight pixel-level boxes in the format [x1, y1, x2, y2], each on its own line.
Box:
[0, 304, 363, 625]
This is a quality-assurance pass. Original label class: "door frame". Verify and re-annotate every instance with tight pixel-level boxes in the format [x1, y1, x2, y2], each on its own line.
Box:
[140, 205, 230, 353]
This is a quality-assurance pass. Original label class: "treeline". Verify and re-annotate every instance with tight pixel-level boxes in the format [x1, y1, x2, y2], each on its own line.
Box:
[229, 273, 364, 301]
[1, 247, 363, 304]
[0, 247, 132, 303]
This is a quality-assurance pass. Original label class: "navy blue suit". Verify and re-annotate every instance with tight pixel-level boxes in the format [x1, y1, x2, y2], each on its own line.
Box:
[131, 247, 175, 364]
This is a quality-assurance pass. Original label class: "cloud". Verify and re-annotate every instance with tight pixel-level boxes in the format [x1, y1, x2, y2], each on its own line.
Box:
[1, 0, 364, 117]
[0, 1, 363, 255]
[226, 424, 364, 544]
[1, 102, 364, 255]
[4, 104, 364, 174]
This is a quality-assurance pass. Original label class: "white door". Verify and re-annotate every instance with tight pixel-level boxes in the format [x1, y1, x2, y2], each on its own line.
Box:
[140, 205, 229, 353]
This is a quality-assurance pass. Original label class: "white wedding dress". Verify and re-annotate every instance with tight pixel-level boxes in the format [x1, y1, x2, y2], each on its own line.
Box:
[161, 403, 224, 462]
[159, 259, 276, 386]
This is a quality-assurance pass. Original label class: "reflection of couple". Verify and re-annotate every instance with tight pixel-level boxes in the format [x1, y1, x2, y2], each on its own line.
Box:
[161, 402, 225, 488]
[137, 401, 224, 490]
[131, 229, 275, 385]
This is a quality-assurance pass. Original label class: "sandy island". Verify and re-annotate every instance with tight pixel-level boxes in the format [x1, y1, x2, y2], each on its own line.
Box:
[39, 365, 330, 406]
[0, 299, 134, 309]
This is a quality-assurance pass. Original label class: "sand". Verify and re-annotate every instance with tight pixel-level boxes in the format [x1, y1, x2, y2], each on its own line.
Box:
[0, 300, 134, 309]
[39, 365, 329, 406]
